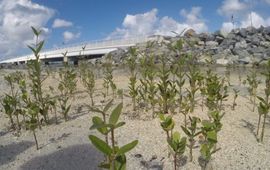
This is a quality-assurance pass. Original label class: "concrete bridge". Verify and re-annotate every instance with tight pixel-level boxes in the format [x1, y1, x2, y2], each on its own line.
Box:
[0, 36, 156, 65]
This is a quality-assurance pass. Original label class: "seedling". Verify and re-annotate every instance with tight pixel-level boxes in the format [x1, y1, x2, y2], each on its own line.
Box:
[58, 61, 77, 121]
[27, 27, 52, 125]
[246, 65, 260, 112]
[180, 96, 191, 128]
[89, 103, 138, 169]
[200, 111, 224, 169]
[181, 116, 201, 162]
[159, 114, 186, 170]
[232, 88, 239, 110]
[256, 60, 270, 142]
[186, 56, 201, 113]
[79, 62, 96, 106]
[103, 55, 116, 98]
[89, 99, 113, 145]
[157, 55, 176, 114]
[126, 47, 138, 111]
[1, 72, 23, 130]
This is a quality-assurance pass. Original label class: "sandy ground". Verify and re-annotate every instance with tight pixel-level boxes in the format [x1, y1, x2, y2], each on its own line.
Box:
[0, 66, 269, 170]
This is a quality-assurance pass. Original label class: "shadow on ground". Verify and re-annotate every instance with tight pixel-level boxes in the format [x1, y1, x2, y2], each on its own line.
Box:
[0, 141, 34, 166]
[20, 144, 103, 170]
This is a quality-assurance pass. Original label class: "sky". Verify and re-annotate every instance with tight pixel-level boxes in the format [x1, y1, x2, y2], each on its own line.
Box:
[0, 0, 270, 60]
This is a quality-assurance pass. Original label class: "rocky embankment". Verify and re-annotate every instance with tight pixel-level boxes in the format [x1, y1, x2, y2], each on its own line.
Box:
[104, 26, 270, 66]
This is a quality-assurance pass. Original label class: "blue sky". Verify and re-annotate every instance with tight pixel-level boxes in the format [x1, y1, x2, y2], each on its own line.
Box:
[0, 0, 270, 60]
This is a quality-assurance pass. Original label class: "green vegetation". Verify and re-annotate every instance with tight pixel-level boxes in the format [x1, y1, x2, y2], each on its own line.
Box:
[89, 103, 138, 169]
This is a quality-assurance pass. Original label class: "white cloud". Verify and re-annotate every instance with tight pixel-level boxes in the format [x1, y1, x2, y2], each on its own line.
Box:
[221, 11, 270, 33]
[240, 11, 270, 28]
[264, 0, 270, 5]
[221, 22, 235, 33]
[63, 31, 80, 42]
[0, 0, 54, 59]
[52, 18, 73, 28]
[218, 0, 248, 17]
[108, 7, 207, 39]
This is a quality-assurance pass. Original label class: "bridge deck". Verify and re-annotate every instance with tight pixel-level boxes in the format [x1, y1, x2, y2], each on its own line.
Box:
[0, 36, 156, 64]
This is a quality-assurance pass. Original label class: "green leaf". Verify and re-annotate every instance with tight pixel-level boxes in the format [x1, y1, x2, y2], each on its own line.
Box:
[109, 103, 123, 125]
[89, 135, 112, 155]
[114, 122, 126, 129]
[181, 126, 191, 136]
[31, 26, 40, 36]
[36, 41, 44, 54]
[103, 99, 113, 113]
[117, 140, 138, 155]
[207, 130, 217, 143]
[28, 45, 36, 54]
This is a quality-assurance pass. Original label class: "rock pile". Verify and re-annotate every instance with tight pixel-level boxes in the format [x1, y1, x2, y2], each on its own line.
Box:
[104, 26, 270, 66]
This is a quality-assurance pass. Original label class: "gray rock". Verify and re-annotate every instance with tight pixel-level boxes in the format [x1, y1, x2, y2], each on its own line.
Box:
[239, 28, 247, 38]
[260, 41, 270, 48]
[235, 41, 247, 49]
[206, 41, 218, 47]
[232, 49, 251, 59]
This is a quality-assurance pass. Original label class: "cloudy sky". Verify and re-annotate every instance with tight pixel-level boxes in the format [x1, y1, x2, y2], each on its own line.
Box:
[0, 0, 270, 60]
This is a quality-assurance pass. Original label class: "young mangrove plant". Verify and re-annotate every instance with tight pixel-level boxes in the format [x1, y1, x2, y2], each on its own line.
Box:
[89, 103, 138, 169]
[186, 55, 201, 113]
[103, 55, 117, 98]
[200, 111, 224, 169]
[157, 55, 176, 114]
[256, 60, 270, 142]
[19, 79, 40, 150]
[126, 47, 138, 111]
[58, 63, 77, 121]
[181, 116, 201, 162]
[27, 27, 52, 125]
[232, 88, 239, 110]
[1, 72, 23, 130]
[246, 64, 260, 112]
[79, 62, 96, 106]
[159, 114, 186, 170]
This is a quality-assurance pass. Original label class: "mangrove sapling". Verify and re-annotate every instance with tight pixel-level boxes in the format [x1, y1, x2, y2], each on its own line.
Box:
[27, 27, 52, 125]
[159, 114, 186, 170]
[186, 57, 201, 113]
[204, 70, 228, 113]
[181, 116, 201, 162]
[145, 55, 158, 117]
[126, 47, 138, 111]
[157, 55, 175, 114]
[256, 61, 270, 142]
[103, 55, 117, 98]
[225, 64, 231, 86]
[1, 72, 23, 130]
[200, 111, 224, 169]
[89, 99, 113, 146]
[117, 89, 124, 104]
[58, 64, 77, 121]
[168, 38, 187, 102]
[246, 65, 260, 112]
[1, 95, 16, 129]
[180, 96, 191, 128]
[26, 103, 40, 150]
[89, 103, 138, 169]
[79, 62, 96, 106]
[232, 88, 239, 110]
[138, 56, 149, 106]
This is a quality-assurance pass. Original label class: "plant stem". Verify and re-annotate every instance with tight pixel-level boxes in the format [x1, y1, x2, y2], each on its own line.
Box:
[111, 128, 115, 169]
[260, 113, 267, 142]
[174, 153, 177, 170]
[33, 130, 39, 150]
[256, 114, 261, 136]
